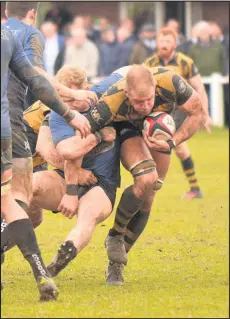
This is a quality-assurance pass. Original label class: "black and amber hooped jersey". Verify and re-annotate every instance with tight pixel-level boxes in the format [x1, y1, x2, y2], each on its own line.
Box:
[144, 52, 200, 80]
[23, 101, 50, 168]
[87, 66, 194, 131]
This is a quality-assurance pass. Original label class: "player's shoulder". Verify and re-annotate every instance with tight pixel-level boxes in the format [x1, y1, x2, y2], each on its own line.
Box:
[176, 51, 195, 65]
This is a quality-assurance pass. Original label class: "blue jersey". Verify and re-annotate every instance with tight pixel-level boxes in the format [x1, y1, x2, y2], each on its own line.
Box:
[4, 18, 45, 129]
[1, 25, 28, 138]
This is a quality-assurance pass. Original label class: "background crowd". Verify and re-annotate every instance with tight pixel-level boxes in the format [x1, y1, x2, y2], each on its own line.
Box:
[1, 8, 229, 124]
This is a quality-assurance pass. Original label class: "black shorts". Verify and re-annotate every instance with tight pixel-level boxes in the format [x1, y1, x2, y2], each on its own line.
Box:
[1, 139, 12, 175]
[52, 169, 117, 212]
[12, 129, 32, 159]
[171, 109, 188, 131]
[113, 121, 141, 145]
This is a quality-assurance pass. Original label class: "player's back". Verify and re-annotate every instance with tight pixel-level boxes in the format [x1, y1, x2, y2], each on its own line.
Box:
[4, 18, 44, 128]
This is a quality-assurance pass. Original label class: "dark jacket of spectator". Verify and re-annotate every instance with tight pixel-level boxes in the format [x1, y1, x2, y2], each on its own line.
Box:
[99, 27, 124, 76]
[187, 39, 228, 76]
[129, 40, 155, 65]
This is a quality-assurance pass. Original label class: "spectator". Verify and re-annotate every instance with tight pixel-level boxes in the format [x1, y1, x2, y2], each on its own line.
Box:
[129, 23, 156, 64]
[55, 27, 99, 79]
[44, 5, 73, 35]
[120, 18, 137, 42]
[40, 20, 66, 76]
[83, 14, 100, 43]
[187, 21, 227, 76]
[99, 26, 124, 76]
[166, 18, 186, 46]
[117, 26, 136, 66]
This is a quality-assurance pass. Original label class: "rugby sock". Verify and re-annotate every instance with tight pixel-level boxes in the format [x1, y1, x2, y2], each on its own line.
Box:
[181, 156, 200, 191]
[109, 186, 143, 236]
[124, 210, 150, 253]
[1, 217, 10, 253]
[1, 201, 28, 253]
[7, 218, 51, 280]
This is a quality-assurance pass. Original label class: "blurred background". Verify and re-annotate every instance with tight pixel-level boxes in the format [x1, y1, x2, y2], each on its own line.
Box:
[1, 1, 229, 126]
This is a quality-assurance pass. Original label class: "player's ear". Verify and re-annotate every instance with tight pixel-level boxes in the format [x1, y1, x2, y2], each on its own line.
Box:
[5, 9, 8, 18]
[124, 88, 129, 97]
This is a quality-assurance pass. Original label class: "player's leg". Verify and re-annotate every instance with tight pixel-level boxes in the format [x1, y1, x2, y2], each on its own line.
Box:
[47, 185, 113, 277]
[174, 142, 203, 198]
[105, 124, 158, 266]
[1, 139, 58, 301]
[106, 150, 172, 285]
[172, 109, 203, 199]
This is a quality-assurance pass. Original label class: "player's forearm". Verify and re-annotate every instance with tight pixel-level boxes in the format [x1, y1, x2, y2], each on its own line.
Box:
[64, 158, 83, 185]
[14, 64, 73, 121]
[36, 126, 64, 170]
[57, 133, 101, 161]
[173, 93, 205, 146]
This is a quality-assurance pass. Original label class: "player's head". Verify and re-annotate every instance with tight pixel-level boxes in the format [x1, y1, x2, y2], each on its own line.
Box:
[156, 27, 177, 58]
[55, 65, 88, 90]
[125, 65, 156, 116]
[5, 1, 39, 25]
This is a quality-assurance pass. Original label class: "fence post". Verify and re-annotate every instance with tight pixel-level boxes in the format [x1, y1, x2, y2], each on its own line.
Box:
[210, 73, 225, 127]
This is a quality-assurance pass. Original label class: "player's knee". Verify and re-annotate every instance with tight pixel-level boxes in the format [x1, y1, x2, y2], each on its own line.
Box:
[131, 160, 158, 197]
[1, 170, 12, 196]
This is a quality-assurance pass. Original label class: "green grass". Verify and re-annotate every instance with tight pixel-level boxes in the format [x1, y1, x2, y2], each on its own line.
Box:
[1, 128, 229, 318]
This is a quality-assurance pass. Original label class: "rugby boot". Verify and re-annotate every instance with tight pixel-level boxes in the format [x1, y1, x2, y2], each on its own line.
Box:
[182, 189, 203, 199]
[47, 241, 77, 277]
[105, 234, 127, 265]
[105, 261, 124, 286]
[37, 276, 59, 301]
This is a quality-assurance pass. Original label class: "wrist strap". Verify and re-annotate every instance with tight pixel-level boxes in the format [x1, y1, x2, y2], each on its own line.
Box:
[66, 184, 79, 196]
[166, 139, 176, 151]
[63, 109, 75, 123]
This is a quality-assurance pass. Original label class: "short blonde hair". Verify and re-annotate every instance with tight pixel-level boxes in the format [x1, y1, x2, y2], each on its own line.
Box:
[126, 65, 156, 97]
[55, 65, 87, 89]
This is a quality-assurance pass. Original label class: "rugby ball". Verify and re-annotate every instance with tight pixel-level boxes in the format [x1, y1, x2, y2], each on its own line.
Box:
[143, 112, 176, 140]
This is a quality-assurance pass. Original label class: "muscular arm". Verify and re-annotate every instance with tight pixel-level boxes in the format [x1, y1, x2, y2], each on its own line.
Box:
[36, 123, 64, 170]
[188, 75, 209, 119]
[173, 90, 206, 146]
[56, 132, 101, 160]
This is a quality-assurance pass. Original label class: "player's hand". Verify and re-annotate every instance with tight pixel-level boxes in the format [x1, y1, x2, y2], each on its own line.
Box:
[142, 130, 170, 152]
[68, 111, 91, 138]
[202, 116, 212, 134]
[78, 168, 98, 186]
[71, 90, 98, 105]
[99, 126, 116, 142]
[58, 194, 79, 219]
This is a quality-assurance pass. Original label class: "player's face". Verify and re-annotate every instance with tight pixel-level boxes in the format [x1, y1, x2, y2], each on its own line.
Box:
[127, 88, 155, 116]
[157, 34, 176, 58]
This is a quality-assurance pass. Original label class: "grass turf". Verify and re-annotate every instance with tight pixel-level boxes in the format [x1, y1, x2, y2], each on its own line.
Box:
[1, 127, 229, 318]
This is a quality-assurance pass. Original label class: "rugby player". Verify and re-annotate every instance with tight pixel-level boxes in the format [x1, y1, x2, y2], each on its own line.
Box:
[1, 25, 90, 300]
[144, 27, 212, 199]
[51, 64, 206, 285]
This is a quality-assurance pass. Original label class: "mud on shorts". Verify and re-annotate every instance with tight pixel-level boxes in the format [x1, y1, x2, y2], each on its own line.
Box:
[1, 139, 12, 192]
[12, 129, 32, 159]
[171, 108, 188, 131]
[51, 169, 117, 213]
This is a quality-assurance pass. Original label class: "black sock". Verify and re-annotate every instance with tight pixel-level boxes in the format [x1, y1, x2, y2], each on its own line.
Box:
[181, 156, 200, 191]
[7, 219, 50, 280]
[124, 210, 150, 252]
[1, 201, 28, 253]
[112, 186, 143, 235]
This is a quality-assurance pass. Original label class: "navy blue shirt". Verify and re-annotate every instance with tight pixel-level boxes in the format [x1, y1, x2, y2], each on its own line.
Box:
[4, 18, 45, 129]
[1, 25, 28, 138]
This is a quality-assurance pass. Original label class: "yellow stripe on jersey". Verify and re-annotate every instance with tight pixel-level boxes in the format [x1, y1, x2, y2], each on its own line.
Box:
[23, 101, 50, 134]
